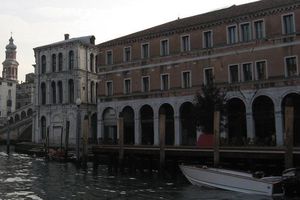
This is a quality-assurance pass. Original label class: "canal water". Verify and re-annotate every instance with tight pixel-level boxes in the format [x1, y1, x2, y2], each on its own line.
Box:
[0, 146, 295, 200]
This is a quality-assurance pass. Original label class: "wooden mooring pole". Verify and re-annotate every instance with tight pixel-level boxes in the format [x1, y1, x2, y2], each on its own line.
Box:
[284, 99, 294, 169]
[159, 109, 166, 175]
[213, 110, 220, 168]
[82, 116, 89, 168]
[118, 112, 124, 172]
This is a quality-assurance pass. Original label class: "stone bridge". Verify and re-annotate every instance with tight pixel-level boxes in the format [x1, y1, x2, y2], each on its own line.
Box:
[0, 104, 33, 142]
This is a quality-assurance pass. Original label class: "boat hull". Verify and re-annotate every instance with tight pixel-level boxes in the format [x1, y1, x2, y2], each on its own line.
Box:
[180, 165, 283, 196]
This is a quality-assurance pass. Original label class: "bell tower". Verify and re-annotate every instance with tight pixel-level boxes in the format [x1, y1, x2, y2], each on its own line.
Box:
[2, 35, 19, 81]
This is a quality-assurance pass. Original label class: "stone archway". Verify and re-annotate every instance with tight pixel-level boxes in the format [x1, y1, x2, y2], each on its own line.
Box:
[140, 105, 154, 145]
[180, 102, 196, 146]
[159, 103, 174, 145]
[227, 98, 247, 145]
[102, 108, 117, 144]
[253, 96, 275, 145]
[281, 93, 300, 146]
[122, 106, 135, 145]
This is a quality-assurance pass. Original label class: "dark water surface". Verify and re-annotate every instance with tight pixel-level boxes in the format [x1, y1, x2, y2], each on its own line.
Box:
[0, 146, 294, 200]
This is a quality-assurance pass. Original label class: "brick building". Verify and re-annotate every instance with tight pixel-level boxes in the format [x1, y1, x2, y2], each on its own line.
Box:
[95, 0, 300, 147]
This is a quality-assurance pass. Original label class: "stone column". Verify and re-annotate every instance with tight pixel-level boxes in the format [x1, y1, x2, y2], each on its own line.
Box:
[134, 117, 141, 145]
[153, 108, 159, 146]
[275, 105, 284, 146]
[246, 107, 255, 141]
[174, 114, 181, 146]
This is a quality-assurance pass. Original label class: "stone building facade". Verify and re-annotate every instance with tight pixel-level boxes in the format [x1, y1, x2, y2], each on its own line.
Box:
[96, 0, 300, 147]
[32, 34, 98, 145]
[16, 73, 35, 109]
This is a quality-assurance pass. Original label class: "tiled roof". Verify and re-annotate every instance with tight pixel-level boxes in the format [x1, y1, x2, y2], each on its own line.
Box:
[98, 0, 300, 47]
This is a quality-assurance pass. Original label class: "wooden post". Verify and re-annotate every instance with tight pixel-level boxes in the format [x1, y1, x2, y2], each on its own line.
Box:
[284, 99, 294, 169]
[65, 121, 70, 161]
[213, 110, 220, 168]
[46, 126, 50, 154]
[118, 112, 124, 172]
[159, 109, 166, 175]
[82, 116, 89, 168]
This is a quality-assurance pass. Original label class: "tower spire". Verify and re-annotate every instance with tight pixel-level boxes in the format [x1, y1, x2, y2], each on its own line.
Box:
[2, 35, 19, 81]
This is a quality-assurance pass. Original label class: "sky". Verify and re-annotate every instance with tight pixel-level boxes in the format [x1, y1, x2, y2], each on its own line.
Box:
[0, 0, 258, 82]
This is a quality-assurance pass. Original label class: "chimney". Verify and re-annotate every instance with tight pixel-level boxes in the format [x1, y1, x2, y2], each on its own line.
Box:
[64, 34, 69, 40]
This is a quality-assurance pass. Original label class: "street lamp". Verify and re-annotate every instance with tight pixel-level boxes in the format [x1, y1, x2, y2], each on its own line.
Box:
[76, 98, 81, 163]
[7, 116, 10, 154]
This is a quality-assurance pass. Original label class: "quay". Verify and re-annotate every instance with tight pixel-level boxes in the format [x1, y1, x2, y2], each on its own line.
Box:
[12, 142, 300, 175]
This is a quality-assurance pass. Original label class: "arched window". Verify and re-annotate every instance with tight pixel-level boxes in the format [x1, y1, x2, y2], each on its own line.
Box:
[41, 82, 46, 105]
[58, 53, 63, 71]
[68, 79, 74, 103]
[90, 53, 94, 72]
[58, 81, 63, 103]
[69, 51, 74, 70]
[41, 55, 46, 74]
[95, 54, 99, 73]
[52, 54, 56, 72]
[51, 81, 56, 104]
[91, 81, 95, 103]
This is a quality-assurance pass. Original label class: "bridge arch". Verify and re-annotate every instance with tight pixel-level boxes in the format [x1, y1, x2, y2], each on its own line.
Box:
[21, 111, 26, 120]
[15, 114, 20, 122]
[27, 108, 33, 116]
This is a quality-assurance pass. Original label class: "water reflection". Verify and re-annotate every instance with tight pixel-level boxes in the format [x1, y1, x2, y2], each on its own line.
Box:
[0, 147, 297, 200]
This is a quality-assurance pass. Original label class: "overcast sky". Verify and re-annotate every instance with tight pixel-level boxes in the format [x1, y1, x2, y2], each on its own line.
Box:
[0, 0, 258, 82]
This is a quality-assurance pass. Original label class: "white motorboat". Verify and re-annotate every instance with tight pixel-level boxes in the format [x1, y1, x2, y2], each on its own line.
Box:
[179, 165, 284, 196]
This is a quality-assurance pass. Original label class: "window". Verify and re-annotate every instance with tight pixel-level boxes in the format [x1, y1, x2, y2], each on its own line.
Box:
[124, 47, 131, 62]
[124, 79, 131, 94]
[58, 81, 63, 103]
[227, 25, 237, 44]
[204, 68, 214, 85]
[282, 14, 295, 34]
[253, 20, 265, 39]
[255, 61, 267, 80]
[142, 76, 150, 92]
[181, 35, 190, 52]
[68, 79, 74, 103]
[160, 39, 169, 56]
[69, 50, 74, 70]
[141, 43, 149, 59]
[41, 82, 46, 105]
[242, 63, 253, 81]
[240, 23, 251, 42]
[106, 81, 113, 96]
[41, 55, 46, 74]
[58, 53, 63, 71]
[106, 50, 113, 65]
[90, 53, 94, 72]
[90, 81, 95, 103]
[285, 56, 298, 77]
[161, 74, 169, 90]
[52, 54, 56, 72]
[229, 65, 239, 83]
[182, 71, 191, 88]
[203, 31, 213, 48]
[51, 81, 56, 104]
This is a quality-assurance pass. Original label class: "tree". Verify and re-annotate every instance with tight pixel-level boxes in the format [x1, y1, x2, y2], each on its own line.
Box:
[193, 83, 227, 134]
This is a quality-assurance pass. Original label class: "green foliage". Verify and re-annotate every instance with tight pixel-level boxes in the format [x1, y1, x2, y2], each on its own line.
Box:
[193, 83, 227, 133]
